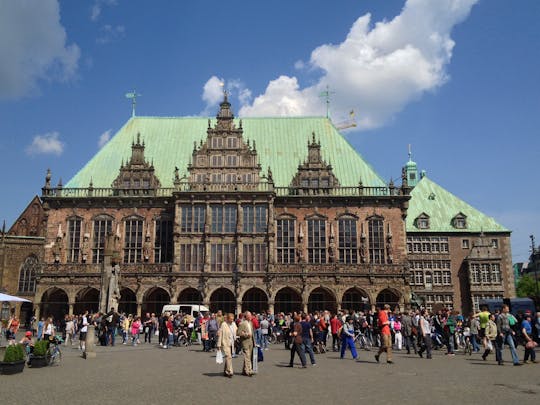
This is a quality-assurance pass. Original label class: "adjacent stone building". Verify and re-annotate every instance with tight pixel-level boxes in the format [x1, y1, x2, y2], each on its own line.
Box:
[1, 95, 513, 321]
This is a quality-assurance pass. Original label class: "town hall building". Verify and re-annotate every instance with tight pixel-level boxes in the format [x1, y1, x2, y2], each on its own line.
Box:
[0, 95, 514, 322]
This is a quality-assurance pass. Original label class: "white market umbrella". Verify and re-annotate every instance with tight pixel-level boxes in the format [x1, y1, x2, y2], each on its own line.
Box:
[0, 293, 32, 303]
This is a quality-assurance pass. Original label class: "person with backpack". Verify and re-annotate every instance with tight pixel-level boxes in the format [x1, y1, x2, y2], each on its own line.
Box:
[496, 304, 521, 366]
[103, 307, 120, 346]
[340, 316, 358, 360]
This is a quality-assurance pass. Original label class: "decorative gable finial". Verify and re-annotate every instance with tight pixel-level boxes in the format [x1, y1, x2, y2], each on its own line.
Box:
[44, 168, 52, 189]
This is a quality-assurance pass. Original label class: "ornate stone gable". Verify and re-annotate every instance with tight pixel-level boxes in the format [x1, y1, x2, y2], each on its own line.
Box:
[466, 233, 501, 261]
[111, 133, 161, 195]
[8, 196, 46, 237]
[289, 132, 340, 194]
[187, 93, 263, 190]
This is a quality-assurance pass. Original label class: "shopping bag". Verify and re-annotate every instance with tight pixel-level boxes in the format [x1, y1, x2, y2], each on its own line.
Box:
[216, 350, 223, 364]
[252, 347, 258, 373]
[257, 346, 264, 362]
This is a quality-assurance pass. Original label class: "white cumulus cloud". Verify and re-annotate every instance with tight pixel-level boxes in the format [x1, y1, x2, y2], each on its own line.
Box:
[98, 129, 112, 148]
[26, 132, 65, 156]
[237, 0, 479, 129]
[96, 24, 126, 44]
[0, 0, 80, 99]
[202, 76, 253, 114]
[90, 0, 118, 22]
[202, 76, 225, 110]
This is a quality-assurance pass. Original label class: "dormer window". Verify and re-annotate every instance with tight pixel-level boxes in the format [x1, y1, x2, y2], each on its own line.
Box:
[415, 213, 430, 230]
[452, 213, 467, 229]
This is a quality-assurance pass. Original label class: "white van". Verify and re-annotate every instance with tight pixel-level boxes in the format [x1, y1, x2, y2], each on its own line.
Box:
[161, 304, 209, 318]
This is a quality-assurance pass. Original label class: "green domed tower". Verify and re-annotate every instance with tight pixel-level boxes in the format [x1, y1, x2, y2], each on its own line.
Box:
[404, 145, 418, 187]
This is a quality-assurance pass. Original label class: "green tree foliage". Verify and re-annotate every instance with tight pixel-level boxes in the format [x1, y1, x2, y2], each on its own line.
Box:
[516, 274, 540, 297]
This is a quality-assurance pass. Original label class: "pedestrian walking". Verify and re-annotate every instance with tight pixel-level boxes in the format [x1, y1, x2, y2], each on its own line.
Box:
[417, 309, 432, 359]
[482, 313, 497, 361]
[375, 304, 393, 364]
[217, 313, 237, 377]
[495, 304, 521, 366]
[288, 315, 307, 368]
[521, 314, 537, 364]
[340, 316, 358, 360]
[237, 311, 255, 376]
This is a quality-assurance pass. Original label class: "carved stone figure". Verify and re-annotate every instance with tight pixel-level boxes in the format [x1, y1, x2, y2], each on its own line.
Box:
[386, 235, 393, 264]
[107, 265, 121, 311]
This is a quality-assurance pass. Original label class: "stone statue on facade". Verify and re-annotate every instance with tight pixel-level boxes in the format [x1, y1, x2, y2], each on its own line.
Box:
[81, 233, 90, 263]
[386, 234, 393, 264]
[106, 264, 121, 312]
[143, 233, 151, 262]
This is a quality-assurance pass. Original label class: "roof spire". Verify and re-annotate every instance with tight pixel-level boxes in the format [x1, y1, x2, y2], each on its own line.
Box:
[125, 90, 141, 117]
[217, 90, 234, 120]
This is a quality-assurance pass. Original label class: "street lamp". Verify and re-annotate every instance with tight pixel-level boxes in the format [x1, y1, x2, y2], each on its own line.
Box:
[530, 235, 539, 299]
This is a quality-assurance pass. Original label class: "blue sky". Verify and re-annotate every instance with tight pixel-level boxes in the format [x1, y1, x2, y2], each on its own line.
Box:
[0, 0, 539, 262]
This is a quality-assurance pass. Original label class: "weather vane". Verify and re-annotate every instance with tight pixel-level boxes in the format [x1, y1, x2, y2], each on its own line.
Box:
[319, 85, 335, 118]
[219, 81, 229, 98]
[125, 90, 142, 117]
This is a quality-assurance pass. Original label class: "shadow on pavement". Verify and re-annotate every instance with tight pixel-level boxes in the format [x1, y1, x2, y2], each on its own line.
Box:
[202, 372, 225, 377]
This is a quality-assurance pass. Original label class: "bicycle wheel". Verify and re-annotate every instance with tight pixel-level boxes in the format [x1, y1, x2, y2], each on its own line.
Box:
[45, 347, 53, 366]
[178, 335, 187, 347]
[52, 349, 62, 365]
[363, 336, 372, 350]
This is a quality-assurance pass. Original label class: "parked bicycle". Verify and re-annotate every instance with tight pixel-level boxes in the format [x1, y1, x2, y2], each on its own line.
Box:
[46, 335, 63, 366]
[354, 330, 373, 350]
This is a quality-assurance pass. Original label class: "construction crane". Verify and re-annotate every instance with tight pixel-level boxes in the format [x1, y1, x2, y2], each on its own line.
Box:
[335, 110, 357, 130]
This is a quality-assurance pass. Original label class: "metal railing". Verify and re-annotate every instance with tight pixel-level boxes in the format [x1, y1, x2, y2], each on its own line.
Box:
[42, 184, 405, 198]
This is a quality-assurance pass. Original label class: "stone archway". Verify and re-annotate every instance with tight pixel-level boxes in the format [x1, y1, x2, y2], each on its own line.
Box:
[376, 288, 400, 310]
[241, 288, 268, 314]
[274, 287, 303, 314]
[74, 287, 100, 315]
[308, 287, 337, 314]
[342, 288, 370, 312]
[40, 287, 69, 321]
[143, 287, 170, 315]
[178, 288, 203, 304]
[20, 302, 34, 327]
[209, 288, 235, 314]
[119, 288, 137, 315]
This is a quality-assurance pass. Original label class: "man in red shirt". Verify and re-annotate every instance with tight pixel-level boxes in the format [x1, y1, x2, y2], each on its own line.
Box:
[375, 304, 393, 364]
[330, 313, 342, 352]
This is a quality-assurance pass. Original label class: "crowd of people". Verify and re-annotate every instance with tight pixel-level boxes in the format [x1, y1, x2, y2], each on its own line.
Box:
[2, 304, 539, 376]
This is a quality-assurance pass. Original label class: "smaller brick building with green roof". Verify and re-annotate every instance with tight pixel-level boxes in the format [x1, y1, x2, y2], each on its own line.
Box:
[405, 169, 513, 312]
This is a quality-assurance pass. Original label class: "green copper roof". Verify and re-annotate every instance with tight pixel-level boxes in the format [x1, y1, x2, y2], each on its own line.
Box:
[406, 176, 509, 233]
[65, 116, 386, 189]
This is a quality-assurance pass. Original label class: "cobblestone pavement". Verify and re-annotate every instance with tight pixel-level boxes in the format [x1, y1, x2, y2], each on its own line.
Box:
[2, 339, 539, 405]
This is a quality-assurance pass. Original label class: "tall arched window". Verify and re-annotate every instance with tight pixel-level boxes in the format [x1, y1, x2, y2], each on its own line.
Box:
[124, 217, 143, 263]
[368, 216, 385, 264]
[338, 217, 358, 264]
[18, 255, 38, 293]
